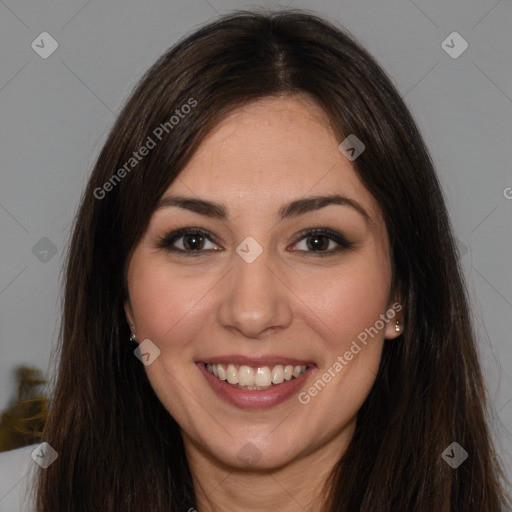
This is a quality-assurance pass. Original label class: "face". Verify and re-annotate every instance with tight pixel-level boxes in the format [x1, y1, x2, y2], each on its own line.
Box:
[124, 95, 402, 470]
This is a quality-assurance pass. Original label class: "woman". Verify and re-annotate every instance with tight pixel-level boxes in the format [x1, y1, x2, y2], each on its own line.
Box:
[1, 9, 508, 512]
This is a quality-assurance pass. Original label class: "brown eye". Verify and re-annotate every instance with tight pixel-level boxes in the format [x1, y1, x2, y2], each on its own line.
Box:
[292, 228, 354, 256]
[181, 233, 206, 251]
[304, 234, 330, 251]
[157, 228, 220, 254]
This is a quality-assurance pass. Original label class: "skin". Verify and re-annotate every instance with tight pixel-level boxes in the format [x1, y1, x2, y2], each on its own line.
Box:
[124, 95, 403, 512]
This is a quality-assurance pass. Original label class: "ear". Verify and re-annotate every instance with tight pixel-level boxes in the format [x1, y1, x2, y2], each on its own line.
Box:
[124, 299, 136, 334]
[384, 297, 404, 340]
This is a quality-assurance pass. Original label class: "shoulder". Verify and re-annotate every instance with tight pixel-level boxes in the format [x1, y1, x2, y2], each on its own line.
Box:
[0, 444, 39, 512]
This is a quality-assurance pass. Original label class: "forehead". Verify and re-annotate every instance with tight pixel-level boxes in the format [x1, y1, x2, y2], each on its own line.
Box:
[165, 95, 383, 227]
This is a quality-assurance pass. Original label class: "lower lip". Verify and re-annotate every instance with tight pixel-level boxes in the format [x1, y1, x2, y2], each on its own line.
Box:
[196, 363, 315, 409]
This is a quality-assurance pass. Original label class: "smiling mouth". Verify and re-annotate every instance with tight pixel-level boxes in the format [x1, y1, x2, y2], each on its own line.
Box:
[203, 363, 310, 390]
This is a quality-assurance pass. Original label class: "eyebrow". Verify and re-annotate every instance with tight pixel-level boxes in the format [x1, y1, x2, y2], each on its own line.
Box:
[155, 194, 371, 224]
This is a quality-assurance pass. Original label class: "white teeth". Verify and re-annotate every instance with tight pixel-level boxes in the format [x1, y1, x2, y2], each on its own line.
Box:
[205, 363, 308, 389]
[226, 364, 239, 384]
[238, 365, 255, 386]
[271, 365, 285, 384]
[217, 365, 227, 380]
[254, 367, 272, 387]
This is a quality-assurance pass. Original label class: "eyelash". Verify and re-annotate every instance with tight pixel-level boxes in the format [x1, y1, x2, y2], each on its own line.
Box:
[156, 227, 354, 257]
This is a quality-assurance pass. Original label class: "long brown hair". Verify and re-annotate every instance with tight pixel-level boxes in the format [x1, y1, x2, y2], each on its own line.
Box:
[35, 10, 510, 511]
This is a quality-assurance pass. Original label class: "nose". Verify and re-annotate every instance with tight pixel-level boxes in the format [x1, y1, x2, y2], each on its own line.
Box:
[218, 246, 293, 339]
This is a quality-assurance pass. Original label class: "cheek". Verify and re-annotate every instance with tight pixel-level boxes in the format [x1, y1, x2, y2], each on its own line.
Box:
[292, 254, 391, 356]
[293, 261, 389, 430]
[128, 255, 220, 351]
[128, 229, 391, 341]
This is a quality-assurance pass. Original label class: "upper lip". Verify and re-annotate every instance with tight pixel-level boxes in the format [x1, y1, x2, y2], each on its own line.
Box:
[197, 355, 316, 367]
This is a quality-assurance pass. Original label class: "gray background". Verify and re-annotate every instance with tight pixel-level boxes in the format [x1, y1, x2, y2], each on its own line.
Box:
[1, 0, 511, 488]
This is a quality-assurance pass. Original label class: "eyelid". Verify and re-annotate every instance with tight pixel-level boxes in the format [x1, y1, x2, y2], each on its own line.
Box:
[156, 226, 354, 255]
